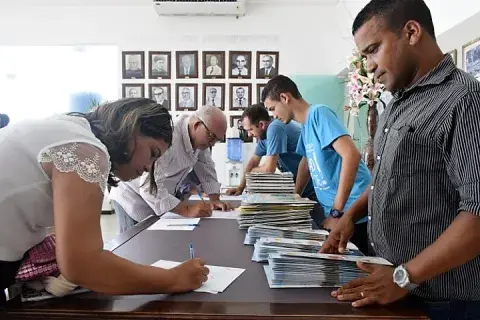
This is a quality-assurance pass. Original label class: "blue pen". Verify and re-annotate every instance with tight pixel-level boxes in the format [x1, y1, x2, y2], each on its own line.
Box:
[197, 189, 205, 203]
[189, 243, 195, 259]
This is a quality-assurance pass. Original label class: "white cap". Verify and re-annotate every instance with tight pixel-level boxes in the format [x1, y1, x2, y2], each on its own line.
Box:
[226, 126, 240, 138]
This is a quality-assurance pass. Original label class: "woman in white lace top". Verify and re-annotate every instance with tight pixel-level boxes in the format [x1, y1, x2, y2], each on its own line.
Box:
[0, 98, 208, 302]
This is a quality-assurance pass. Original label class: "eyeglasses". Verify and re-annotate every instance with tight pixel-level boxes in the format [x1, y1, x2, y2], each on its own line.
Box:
[199, 120, 221, 143]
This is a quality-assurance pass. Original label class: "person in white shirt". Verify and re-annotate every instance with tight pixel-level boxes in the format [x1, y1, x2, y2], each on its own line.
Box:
[232, 55, 248, 76]
[205, 55, 222, 76]
[109, 105, 231, 233]
[0, 98, 209, 304]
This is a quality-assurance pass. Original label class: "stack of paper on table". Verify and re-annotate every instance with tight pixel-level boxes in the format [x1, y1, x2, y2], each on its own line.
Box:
[244, 225, 329, 245]
[237, 193, 316, 230]
[152, 260, 245, 294]
[147, 218, 200, 231]
[252, 237, 363, 262]
[245, 172, 295, 193]
[263, 252, 392, 288]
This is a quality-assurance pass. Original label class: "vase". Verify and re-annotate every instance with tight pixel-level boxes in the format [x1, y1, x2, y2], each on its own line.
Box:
[364, 103, 378, 171]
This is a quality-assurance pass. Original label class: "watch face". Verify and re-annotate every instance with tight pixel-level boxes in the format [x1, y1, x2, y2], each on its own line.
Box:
[394, 268, 406, 283]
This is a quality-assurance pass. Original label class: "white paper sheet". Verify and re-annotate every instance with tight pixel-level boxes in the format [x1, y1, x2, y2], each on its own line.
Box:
[147, 218, 200, 231]
[161, 210, 239, 220]
[189, 194, 243, 201]
[151, 259, 245, 294]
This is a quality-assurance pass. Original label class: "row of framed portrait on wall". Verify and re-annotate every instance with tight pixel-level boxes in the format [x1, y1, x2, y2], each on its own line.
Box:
[448, 36, 480, 81]
[122, 82, 266, 112]
[122, 50, 279, 80]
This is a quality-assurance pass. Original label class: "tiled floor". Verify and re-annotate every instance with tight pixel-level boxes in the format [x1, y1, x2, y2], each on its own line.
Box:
[100, 213, 118, 243]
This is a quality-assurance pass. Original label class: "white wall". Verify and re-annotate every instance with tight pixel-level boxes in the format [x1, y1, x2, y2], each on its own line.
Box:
[0, 3, 358, 74]
[0, 2, 359, 187]
[437, 10, 480, 70]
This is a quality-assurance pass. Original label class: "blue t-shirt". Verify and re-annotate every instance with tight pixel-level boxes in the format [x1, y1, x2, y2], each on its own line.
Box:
[296, 105, 371, 223]
[255, 119, 315, 199]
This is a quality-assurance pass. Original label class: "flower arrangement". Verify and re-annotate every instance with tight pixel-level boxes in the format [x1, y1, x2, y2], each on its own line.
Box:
[344, 49, 385, 116]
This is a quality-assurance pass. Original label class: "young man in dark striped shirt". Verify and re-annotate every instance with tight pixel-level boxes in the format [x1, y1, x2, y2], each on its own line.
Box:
[321, 0, 480, 318]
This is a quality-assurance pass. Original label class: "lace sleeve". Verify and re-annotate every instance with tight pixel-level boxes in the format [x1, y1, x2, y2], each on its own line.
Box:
[39, 142, 111, 193]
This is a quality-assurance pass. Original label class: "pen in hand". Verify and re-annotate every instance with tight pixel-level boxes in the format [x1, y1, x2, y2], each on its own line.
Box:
[197, 189, 205, 203]
[189, 243, 195, 259]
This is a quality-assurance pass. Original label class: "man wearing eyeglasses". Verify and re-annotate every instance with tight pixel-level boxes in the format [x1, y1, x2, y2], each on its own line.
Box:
[110, 105, 231, 233]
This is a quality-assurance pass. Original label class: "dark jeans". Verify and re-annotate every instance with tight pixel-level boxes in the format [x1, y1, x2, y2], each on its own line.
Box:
[309, 203, 369, 255]
[0, 259, 22, 306]
[413, 298, 480, 320]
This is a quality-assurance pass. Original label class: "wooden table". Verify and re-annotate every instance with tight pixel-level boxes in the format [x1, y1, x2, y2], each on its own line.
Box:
[3, 216, 428, 319]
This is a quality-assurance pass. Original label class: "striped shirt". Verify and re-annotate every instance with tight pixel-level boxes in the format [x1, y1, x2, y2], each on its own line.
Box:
[368, 54, 480, 301]
[109, 114, 220, 221]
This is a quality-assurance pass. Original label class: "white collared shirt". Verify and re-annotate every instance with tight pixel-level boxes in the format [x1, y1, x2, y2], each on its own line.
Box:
[110, 115, 220, 222]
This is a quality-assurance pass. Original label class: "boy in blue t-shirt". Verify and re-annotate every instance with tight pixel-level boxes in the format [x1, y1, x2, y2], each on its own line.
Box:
[261, 75, 371, 254]
[226, 103, 315, 200]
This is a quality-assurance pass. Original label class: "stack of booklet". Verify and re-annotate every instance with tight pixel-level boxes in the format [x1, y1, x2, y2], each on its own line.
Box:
[245, 172, 295, 193]
[244, 225, 329, 245]
[263, 252, 393, 288]
[252, 237, 363, 262]
[237, 193, 316, 229]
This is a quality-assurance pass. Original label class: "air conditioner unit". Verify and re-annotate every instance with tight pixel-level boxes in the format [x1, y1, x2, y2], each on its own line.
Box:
[153, 0, 246, 17]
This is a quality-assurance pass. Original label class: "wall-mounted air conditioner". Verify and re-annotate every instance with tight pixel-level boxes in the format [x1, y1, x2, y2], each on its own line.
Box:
[153, 0, 246, 17]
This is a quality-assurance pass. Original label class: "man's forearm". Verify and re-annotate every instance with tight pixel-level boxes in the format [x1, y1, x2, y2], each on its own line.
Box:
[294, 157, 310, 195]
[344, 187, 369, 223]
[405, 211, 480, 285]
[332, 153, 361, 212]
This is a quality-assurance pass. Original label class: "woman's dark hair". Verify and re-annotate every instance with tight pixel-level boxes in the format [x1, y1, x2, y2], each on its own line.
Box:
[70, 98, 173, 191]
[0, 113, 10, 129]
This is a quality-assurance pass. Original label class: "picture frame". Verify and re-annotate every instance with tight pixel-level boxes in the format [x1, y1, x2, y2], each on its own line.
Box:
[149, 51, 171, 79]
[203, 51, 226, 79]
[230, 115, 253, 143]
[228, 51, 252, 79]
[203, 83, 225, 110]
[256, 51, 279, 79]
[148, 84, 171, 110]
[122, 51, 145, 79]
[230, 83, 252, 111]
[256, 83, 266, 104]
[462, 37, 480, 81]
[176, 83, 198, 111]
[176, 51, 199, 79]
[122, 84, 145, 98]
[448, 49, 457, 66]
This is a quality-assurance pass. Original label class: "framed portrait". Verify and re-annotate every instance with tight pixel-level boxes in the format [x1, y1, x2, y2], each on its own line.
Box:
[176, 51, 199, 79]
[256, 84, 266, 104]
[149, 51, 171, 79]
[448, 49, 457, 66]
[122, 51, 145, 79]
[148, 84, 171, 110]
[230, 115, 253, 143]
[229, 51, 252, 79]
[256, 51, 279, 79]
[176, 83, 198, 111]
[122, 84, 145, 98]
[462, 37, 480, 81]
[230, 83, 252, 111]
[203, 51, 225, 79]
[203, 83, 225, 110]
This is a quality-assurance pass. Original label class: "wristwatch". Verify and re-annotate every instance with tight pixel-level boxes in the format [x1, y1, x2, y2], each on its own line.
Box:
[330, 208, 344, 218]
[393, 265, 419, 291]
